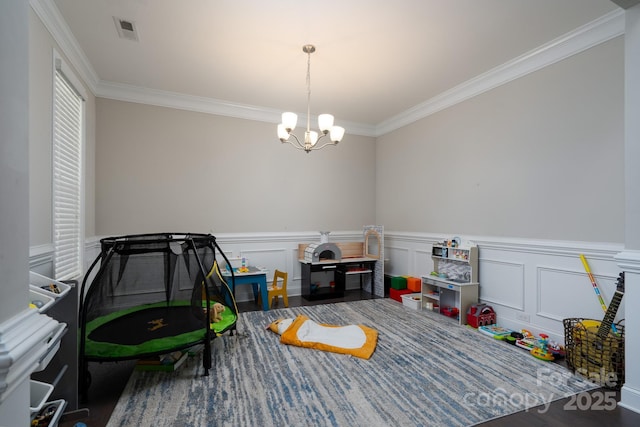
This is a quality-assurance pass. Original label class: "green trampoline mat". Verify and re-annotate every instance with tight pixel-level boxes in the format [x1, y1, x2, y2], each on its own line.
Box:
[84, 300, 237, 359]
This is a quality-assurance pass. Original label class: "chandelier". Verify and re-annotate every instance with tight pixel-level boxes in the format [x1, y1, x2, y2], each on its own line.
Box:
[277, 44, 345, 153]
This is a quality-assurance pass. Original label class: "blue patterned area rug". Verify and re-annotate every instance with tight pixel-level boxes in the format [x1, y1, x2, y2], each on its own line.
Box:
[106, 299, 596, 427]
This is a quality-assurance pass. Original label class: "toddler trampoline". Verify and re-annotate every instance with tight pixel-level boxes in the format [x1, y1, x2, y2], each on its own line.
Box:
[78, 233, 237, 401]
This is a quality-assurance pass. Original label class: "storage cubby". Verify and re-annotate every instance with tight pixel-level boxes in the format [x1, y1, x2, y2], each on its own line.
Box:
[421, 243, 479, 325]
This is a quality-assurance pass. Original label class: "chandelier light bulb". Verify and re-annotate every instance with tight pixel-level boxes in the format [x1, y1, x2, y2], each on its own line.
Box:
[318, 114, 334, 134]
[282, 112, 297, 132]
[330, 126, 345, 144]
[277, 124, 290, 142]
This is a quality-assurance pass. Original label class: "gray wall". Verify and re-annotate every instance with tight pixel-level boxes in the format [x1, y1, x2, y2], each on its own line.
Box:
[376, 37, 624, 243]
[95, 99, 376, 235]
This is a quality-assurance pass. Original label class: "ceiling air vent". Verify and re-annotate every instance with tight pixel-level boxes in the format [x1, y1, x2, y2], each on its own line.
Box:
[113, 17, 139, 42]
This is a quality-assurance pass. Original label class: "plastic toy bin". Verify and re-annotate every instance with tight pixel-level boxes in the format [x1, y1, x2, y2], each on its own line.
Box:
[30, 380, 54, 414]
[30, 271, 71, 299]
[32, 399, 66, 427]
[29, 288, 55, 313]
[34, 322, 67, 372]
[563, 318, 625, 389]
[401, 293, 421, 310]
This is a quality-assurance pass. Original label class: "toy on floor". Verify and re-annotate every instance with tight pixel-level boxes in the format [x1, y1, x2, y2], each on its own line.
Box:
[467, 304, 496, 328]
[514, 330, 563, 361]
[548, 340, 566, 359]
[530, 333, 554, 361]
[505, 331, 524, 345]
[266, 315, 378, 359]
[515, 330, 537, 351]
[478, 324, 513, 340]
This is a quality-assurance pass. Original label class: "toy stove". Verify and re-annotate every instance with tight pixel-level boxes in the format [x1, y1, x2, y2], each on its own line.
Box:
[303, 242, 342, 263]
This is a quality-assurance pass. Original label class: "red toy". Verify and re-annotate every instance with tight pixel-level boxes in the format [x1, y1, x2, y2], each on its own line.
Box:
[441, 306, 459, 318]
[389, 287, 412, 302]
[467, 304, 496, 328]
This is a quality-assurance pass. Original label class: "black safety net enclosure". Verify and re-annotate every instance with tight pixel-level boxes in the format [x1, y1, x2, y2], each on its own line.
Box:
[78, 233, 236, 401]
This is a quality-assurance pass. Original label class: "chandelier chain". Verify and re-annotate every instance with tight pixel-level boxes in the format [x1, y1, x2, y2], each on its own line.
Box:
[306, 49, 312, 134]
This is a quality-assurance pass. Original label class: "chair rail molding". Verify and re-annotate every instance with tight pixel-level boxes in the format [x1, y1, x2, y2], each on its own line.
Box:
[615, 249, 640, 272]
[29, 244, 53, 271]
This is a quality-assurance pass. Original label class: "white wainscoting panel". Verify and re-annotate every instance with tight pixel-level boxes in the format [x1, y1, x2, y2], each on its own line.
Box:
[413, 248, 433, 278]
[478, 259, 525, 311]
[239, 247, 289, 271]
[537, 266, 622, 322]
[384, 246, 410, 277]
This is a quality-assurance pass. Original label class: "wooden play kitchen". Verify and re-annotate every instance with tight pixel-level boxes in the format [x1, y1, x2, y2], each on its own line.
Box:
[298, 228, 383, 301]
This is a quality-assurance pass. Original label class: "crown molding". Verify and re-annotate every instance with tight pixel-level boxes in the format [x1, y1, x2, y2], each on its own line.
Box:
[30, 0, 99, 93]
[375, 8, 625, 136]
[95, 80, 280, 123]
[93, 81, 378, 137]
[32, 0, 624, 139]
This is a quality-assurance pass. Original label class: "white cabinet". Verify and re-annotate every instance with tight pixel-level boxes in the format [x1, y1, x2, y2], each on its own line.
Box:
[421, 244, 479, 325]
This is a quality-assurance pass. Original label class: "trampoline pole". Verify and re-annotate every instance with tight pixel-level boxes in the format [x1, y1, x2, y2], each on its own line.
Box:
[204, 341, 211, 376]
[188, 236, 213, 376]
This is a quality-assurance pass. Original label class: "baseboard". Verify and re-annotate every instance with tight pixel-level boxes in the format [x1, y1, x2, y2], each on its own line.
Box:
[620, 385, 640, 414]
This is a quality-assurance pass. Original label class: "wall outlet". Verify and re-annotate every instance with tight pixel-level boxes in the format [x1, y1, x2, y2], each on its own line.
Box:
[516, 313, 530, 323]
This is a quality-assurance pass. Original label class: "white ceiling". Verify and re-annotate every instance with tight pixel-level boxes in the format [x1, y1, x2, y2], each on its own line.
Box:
[47, 0, 619, 134]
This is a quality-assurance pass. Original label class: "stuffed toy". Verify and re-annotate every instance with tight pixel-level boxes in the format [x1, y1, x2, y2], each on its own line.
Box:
[205, 302, 225, 323]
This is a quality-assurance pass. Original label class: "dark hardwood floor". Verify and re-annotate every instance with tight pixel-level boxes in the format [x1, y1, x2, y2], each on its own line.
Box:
[60, 292, 640, 427]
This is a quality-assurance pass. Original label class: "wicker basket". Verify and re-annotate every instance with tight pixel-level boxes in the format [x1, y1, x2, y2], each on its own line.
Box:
[563, 318, 625, 389]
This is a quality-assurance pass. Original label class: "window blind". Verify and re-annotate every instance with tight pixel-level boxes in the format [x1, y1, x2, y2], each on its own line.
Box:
[52, 68, 84, 281]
